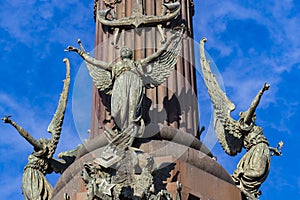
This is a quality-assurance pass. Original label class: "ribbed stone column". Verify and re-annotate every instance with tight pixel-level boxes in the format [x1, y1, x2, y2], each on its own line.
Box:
[90, 0, 198, 138]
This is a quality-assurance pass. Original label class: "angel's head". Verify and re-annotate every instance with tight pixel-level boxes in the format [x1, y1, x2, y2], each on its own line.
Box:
[32, 138, 51, 155]
[120, 47, 133, 60]
[239, 111, 257, 122]
[37, 138, 51, 146]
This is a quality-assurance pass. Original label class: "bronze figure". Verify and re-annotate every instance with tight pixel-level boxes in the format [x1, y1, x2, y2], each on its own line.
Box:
[66, 29, 183, 150]
[2, 59, 72, 200]
[199, 38, 282, 200]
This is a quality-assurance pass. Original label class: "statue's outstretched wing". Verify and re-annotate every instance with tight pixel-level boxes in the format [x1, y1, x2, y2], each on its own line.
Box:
[200, 38, 243, 156]
[142, 31, 183, 87]
[85, 62, 113, 94]
[47, 58, 71, 158]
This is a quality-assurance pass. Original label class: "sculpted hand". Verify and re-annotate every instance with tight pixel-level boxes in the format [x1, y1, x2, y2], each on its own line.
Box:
[269, 147, 282, 156]
[65, 46, 80, 53]
[65, 39, 86, 56]
[1, 115, 12, 123]
[263, 83, 270, 91]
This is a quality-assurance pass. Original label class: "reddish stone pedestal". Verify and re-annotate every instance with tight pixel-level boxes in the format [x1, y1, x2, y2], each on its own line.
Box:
[52, 130, 241, 200]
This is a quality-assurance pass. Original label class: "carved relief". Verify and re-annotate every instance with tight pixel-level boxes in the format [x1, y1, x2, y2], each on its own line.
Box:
[81, 149, 182, 200]
[96, 0, 181, 47]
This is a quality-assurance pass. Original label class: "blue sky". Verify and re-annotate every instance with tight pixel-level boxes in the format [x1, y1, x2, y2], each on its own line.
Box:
[0, 0, 299, 199]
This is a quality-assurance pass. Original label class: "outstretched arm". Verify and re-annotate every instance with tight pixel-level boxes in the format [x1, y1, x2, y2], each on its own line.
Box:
[140, 32, 178, 65]
[244, 83, 270, 125]
[65, 40, 112, 71]
[2, 116, 43, 150]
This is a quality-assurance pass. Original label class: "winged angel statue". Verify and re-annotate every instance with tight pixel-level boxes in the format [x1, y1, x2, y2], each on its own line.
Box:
[200, 38, 282, 200]
[66, 28, 183, 149]
[2, 59, 76, 200]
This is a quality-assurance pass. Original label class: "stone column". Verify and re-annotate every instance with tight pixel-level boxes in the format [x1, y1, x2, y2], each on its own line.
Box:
[90, 0, 198, 138]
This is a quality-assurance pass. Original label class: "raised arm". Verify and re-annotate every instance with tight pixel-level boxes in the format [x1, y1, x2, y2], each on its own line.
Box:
[244, 83, 270, 125]
[140, 27, 184, 65]
[65, 41, 112, 71]
[2, 116, 43, 150]
[140, 40, 171, 65]
[140, 32, 179, 65]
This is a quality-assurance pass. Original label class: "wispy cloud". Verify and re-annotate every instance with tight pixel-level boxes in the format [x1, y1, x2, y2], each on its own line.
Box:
[194, 1, 300, 147]
[194, 0, 300, 91]
[0, 0, 95, 59]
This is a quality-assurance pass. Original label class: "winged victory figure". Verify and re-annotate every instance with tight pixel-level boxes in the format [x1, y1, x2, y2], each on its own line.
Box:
[2, 59, 74, 200]
[65, 28, 184, 149]
[199, 38, 282, 200]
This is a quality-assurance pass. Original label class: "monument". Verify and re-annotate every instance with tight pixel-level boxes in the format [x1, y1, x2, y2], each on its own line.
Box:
[2, 1, 283, 200]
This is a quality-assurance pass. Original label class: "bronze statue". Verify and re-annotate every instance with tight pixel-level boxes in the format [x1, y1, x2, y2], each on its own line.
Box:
[2, 59, 73, 200]
[199, 38, 282, 200]
[65, 29, 183, 149]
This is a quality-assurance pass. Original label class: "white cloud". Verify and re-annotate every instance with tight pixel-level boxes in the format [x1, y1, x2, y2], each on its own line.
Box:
[0, 0, 95, 59]
[194, 0, 300, 115]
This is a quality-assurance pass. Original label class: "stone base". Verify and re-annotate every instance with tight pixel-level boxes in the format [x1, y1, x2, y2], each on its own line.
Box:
[52, 132, 241, 200]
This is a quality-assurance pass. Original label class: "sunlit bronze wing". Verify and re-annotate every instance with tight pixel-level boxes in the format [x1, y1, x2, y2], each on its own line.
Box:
[199, 38, 243, 156]
[47, 58, 71, 158]
[75, 39, 113, 94]
[143, 30, 183, 87]
[85, 61, 113, 94]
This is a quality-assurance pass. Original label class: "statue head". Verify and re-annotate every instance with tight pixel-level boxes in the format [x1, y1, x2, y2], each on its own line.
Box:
[32, 138, 51, 156]
[120, 46, 133, 60]
[38, 138, 51, 144]
[239, 111, 257, 123]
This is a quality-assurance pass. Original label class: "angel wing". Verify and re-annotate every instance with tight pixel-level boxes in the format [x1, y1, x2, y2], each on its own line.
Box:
[142, 30, 184, 87]
[85, 62, 113, 94]
[47, 58, 71, 158]
[199, 38, 243, 156]
[72, 39, 113, 94]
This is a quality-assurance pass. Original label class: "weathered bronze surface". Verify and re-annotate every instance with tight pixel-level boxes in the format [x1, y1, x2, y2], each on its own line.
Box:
[90, 0, 199, 137]
[200, 38, 282, 200]
[97, 1, 180, 28]
[96, 0, 181, 47]
[66, 29, 184, 151]
[1, 59, 78, 200]
[80, 148, 183, 199]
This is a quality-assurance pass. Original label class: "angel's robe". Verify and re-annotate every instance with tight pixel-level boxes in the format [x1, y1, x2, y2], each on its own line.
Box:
[22, 142, 53, 200]
[232, 125, 270, 197]
[111, 59, 144, 132]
